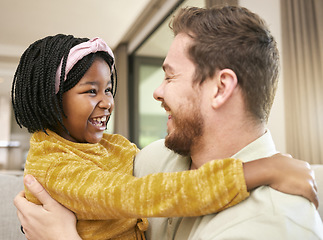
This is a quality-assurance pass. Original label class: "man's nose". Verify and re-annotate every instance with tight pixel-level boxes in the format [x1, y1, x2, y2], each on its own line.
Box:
[153, 82, 164, 102]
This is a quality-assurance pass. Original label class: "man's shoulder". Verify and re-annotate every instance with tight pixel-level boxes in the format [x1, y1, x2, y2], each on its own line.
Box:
[134, 139, 191, 177]
[184, 186, 323, 239]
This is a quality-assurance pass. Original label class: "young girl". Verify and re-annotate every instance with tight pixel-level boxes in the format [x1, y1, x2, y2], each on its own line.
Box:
[11, 34, 302, 240]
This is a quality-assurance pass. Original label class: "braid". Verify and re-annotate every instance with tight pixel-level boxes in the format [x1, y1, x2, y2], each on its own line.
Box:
[12, 34, 117, 134]
[12, 34, 86, 133]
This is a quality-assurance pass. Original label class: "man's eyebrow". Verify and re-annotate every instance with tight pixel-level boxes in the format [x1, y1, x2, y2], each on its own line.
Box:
[162, 63, 174, 72]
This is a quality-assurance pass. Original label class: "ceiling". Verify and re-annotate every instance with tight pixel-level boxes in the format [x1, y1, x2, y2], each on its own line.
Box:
[0, 0, 153, 53]
[0, 0, 157, 96]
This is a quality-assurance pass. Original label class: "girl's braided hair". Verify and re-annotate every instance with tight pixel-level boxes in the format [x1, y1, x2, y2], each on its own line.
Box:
[11, 34, 117, 133]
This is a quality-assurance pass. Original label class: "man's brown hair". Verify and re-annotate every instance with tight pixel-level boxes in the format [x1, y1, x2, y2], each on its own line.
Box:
[170, 6, 279, 123]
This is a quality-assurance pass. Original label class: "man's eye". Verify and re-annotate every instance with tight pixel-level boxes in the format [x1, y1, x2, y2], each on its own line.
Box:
[164, 75, 175, 81]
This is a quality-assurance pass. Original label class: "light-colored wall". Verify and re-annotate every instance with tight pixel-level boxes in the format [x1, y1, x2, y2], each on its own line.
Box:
[240, 0, 286, 153]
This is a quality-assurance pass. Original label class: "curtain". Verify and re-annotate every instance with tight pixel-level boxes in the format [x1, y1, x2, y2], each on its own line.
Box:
[281, 0, 323, 164]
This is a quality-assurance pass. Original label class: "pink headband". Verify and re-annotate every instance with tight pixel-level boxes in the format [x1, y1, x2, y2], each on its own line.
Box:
[55, 37, 114, 94]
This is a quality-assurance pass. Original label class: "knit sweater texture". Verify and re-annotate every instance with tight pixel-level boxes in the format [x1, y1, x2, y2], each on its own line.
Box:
[24, 130, 249, 239]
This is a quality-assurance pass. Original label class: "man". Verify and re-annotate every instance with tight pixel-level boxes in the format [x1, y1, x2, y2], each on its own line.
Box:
[14, 6, 322, 240]
[134, 6, 323, 239]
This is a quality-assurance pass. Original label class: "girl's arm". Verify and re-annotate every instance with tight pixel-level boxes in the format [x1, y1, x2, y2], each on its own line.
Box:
[15, 154, 317, 240]
[40, 156, 247, 219]
[26, 153, 317, 220]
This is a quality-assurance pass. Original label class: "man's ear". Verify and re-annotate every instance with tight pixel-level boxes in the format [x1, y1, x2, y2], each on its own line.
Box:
[212, 69, 238, 108]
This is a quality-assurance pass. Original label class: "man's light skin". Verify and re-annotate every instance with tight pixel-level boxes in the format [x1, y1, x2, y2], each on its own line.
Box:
[155, 33, 263, 168]
[14, 32, 319, 240]
[16, 175, 81, 240]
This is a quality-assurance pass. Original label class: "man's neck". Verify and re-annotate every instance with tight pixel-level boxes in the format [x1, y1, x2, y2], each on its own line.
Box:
[189, 122, 266, 170]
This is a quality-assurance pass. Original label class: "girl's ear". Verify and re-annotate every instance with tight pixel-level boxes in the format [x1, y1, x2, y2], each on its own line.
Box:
[211, 69, 238, 109]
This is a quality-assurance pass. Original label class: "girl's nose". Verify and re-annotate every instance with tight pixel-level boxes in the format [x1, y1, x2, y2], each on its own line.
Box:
[98, 95, 114, 110]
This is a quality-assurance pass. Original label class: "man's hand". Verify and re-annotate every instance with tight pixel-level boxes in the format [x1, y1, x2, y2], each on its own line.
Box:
[14, 175, 81, 240]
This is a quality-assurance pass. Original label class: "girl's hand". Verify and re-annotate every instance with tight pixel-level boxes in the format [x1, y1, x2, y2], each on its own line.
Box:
[244, 154, 318, 208]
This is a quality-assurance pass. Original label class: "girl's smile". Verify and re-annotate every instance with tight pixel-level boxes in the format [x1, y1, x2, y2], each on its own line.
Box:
[88, 114, 110, 130]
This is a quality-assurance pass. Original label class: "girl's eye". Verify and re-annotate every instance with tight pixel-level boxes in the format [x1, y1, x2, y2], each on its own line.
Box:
[105, 87, 112, 94]
[86, 89, 96, 94]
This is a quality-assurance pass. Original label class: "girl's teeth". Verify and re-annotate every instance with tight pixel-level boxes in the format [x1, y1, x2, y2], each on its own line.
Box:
[93, 116, 107, 122]
[92, 121, 103, 127]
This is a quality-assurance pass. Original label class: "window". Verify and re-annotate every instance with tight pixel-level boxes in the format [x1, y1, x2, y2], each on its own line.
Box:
[130, 57, 167, 148]
[129, 0, 205, 148]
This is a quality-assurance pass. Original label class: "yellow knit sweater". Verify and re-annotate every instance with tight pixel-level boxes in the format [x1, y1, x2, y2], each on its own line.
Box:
[24, 130, 249, 240]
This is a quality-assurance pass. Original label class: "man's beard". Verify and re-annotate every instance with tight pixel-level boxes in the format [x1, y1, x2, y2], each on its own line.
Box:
[164, 103, 204, 156]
